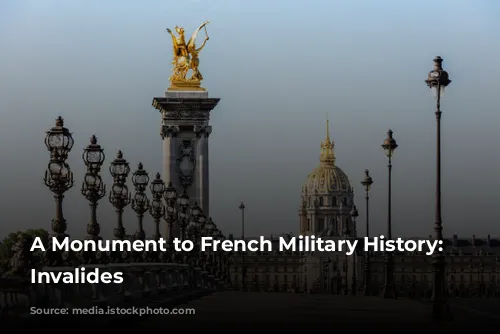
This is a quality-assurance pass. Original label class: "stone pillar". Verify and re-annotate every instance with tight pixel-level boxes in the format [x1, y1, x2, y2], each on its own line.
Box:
[195, 125, 211, 217]
[161, 123, 180, 188]
[298, 208, 307, 235]
[153, 90, 220, 238]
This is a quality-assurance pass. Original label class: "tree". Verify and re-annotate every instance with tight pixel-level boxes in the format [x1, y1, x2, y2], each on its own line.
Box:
[0, 229, 48, 260]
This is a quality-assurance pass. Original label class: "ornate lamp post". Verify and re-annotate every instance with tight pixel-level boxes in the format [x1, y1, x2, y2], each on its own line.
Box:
[81, 135, 106, 243]
[204, 217, 215, 236]
[189, 202, 202, 241]
[425, 56, 452, 320]
[131, 163, 150, 241]
[43, 116, 74, 266]
[350, 205, 359, 296]
[193, 212, 207, 268]
[109, 150, 131, 242]
[381, 129, 398, 299]
[239, 202, 246, 290]
[149, 173, 165, 242]
[186, 203, 201, 267]
[204, 218, 216, 272]
[341, 200, 349, 295]
[210, 226, 220, 275]
[197, 211, 207, 234]
[177, 191, 191, 240]
[216, 230, 225, 277]
[164, 181, 178, 244]
[361, 169, 373, 296]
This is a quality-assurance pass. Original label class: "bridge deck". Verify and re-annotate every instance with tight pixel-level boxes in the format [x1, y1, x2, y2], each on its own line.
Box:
[138, 292, 497, 328]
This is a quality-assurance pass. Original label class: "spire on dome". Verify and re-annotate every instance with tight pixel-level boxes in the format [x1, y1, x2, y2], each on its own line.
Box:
[320, 118, 335, 165]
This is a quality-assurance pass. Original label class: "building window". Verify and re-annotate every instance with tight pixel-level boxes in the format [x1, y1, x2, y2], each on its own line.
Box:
[307, 218, 310, 231]
[319, 197, 324, 206]
[332, 197, 337, 206]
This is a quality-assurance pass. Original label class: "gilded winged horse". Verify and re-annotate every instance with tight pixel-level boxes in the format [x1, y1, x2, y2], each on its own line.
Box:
[166, 21, 210, 82]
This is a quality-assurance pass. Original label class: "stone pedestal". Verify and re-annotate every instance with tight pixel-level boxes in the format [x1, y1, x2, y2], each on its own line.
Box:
[152, 90, 219, 239]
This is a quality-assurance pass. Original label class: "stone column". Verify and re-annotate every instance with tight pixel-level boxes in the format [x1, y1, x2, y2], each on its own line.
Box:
[195, 125, 212, 217]
[161, 122, 180, 187]
[161, 122, 180, 240]
[152, 91, 220, 239]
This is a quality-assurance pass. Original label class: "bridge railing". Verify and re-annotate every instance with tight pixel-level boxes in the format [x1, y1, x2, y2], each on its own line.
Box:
[0, 116, 231, 323]
[1, 262, 220, 318]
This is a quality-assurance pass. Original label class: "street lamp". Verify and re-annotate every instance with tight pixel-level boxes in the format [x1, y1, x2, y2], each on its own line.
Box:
[204, 217, 215, 236]
[163, 181, 178, 244]
[177, 191, 191, 240]
[204, 217, 216, 272]
[187, 203, 204, 266]
[425, 55, 452, 320]
[131, 162, 150, 242]
[109, 150, 131, 242]
[45, 116, 74, 162]
[210, 225, 220, 275]
[189, 202, 202, 241]
[198, 212, 207, 231]
[149, 173, 165, 242]
[340, 199, 349, 295]
[82, 134, 105, 174]
[350, 205, 359, 296]
[43, 116, 74, 266]
[81, 135, 106, 243]
[381, 129, 398, 299]
[239, 202, 246, 291]
[215, 229, 225, 277]
[361, 169, 373, 296]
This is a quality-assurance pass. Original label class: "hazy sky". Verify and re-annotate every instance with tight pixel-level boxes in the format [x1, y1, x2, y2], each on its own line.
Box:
[1, 0, 500, 240]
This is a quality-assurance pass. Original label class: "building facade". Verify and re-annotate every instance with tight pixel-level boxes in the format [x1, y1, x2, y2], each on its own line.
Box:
[229, 121, 500, 297]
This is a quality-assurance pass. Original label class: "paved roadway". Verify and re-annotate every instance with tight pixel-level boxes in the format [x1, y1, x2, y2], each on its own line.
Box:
[137, 292, 499, 329]
[448, 298, 500, 319]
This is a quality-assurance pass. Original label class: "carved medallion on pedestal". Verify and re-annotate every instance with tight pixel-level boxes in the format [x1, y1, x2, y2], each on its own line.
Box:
[176, 140, 196, 189]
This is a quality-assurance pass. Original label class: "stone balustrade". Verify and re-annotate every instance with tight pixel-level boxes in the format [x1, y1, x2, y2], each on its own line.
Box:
[1, 262, 223, 325]
[0, 116, 233, 326]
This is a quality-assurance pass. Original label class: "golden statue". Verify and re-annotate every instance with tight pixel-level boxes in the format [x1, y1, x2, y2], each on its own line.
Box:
[166, 21, 210, 91]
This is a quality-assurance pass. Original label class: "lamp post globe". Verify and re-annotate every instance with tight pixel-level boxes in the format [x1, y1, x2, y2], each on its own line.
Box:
[425, 56, 451, 96]
[382, 129, 398, 158]
[150, 173, 166, 198]
[82, 135, 105, 174]
[45, 116, 74, 161]
[178, 191, 190, 208]
[198, 214, 207, 230]
[205, 217, 215, 235]
[109, 150, 130, 183]
[132, 162, 150, 192]
[164, 181, 178, 202]
[191, 202, 201, 221]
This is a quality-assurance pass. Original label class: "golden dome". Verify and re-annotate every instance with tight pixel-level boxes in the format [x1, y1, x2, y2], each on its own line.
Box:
[303, 120, 351, 194]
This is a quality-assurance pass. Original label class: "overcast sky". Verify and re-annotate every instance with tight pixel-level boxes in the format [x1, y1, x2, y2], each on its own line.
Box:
[1, 0, 499, 240]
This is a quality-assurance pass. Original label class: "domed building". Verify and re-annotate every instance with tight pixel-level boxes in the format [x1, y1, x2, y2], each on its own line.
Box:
[299, 120, 355, 237]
